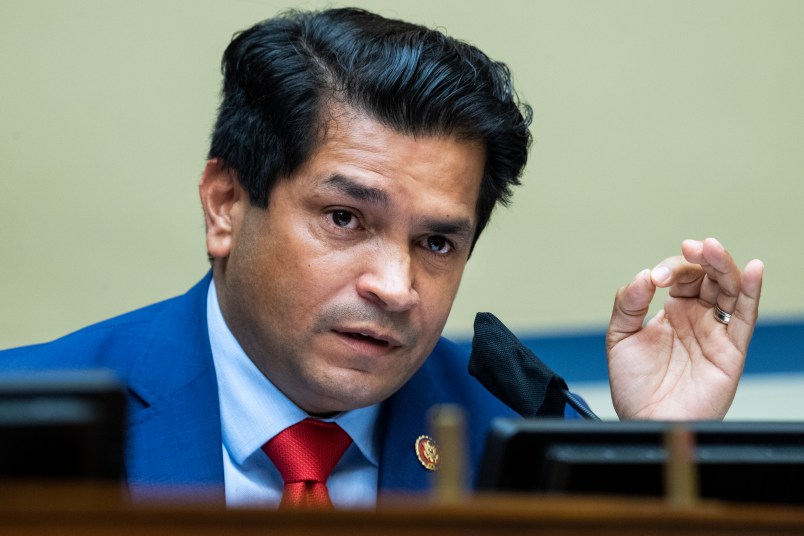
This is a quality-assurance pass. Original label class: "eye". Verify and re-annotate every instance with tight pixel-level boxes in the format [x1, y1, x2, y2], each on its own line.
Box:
[423, 235, 453, 255]
[330, 209, 359, 229]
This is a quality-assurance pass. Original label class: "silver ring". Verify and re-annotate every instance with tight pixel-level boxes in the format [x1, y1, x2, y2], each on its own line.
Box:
[714, 304, 732, 326]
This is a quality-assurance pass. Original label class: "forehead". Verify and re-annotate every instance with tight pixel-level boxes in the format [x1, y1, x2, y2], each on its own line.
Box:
[296, 108, 486, 218]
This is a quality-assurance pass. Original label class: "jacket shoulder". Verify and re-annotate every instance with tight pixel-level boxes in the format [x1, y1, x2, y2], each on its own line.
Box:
[0, 277, 209, 374]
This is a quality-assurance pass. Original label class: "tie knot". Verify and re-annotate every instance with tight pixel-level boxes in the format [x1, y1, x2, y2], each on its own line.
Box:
[263, 418, 352, 484]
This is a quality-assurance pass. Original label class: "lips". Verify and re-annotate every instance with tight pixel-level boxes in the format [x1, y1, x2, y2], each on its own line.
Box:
[341, 332, 389, 346]
[332, 327, 402, 351]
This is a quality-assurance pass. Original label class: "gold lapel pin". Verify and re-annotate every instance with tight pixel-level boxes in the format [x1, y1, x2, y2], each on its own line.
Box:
[414, 435, 440, 471]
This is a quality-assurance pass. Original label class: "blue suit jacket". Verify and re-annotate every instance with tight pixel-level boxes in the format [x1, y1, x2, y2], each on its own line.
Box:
[0, 275, 526, 501]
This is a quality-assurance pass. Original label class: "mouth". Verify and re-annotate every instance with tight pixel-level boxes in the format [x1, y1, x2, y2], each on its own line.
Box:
[332, 328, 402, 349]
[341, 332, 388, 346]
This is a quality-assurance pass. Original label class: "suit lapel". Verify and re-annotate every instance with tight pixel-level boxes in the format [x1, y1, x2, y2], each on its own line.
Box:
[376, 338, 520, 496]
[376, 379, 437, 494]
[124, 274, 226, 501]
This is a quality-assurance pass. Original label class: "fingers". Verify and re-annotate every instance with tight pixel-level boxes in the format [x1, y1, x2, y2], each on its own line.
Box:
[729, 259, 765, 354]
[651, 238, 743, 314]
[650, 255, 705, 298]
[607, 268, 656, 352]
[647, 238, 763, 352]
[680, 238, 742, 314]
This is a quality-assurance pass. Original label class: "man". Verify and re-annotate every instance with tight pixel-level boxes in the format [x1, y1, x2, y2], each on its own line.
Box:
[0, 8, 763, 507]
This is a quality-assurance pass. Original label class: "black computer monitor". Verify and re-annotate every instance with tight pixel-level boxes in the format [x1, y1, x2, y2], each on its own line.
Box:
[477, 419, 804, 504]
[0, 370, 125, 481]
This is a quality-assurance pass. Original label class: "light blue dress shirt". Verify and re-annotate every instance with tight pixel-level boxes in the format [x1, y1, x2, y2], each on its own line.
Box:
[206, 280, 380, 508]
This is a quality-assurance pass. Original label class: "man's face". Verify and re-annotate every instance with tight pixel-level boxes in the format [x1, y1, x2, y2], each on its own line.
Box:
[208, 109, 485, 415]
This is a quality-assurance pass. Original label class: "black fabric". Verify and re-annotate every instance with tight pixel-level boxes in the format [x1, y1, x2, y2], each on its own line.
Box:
[469, 312, 569, 417]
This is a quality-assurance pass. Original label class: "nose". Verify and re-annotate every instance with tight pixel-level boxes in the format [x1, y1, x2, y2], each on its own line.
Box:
[356, 246, 420, 312]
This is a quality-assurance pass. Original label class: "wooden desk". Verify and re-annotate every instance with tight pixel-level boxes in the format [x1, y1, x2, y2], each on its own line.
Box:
[2, 484, 804, 535]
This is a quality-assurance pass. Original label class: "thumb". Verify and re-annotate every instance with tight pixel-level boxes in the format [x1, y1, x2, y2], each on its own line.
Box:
[607, 268, 656, 352]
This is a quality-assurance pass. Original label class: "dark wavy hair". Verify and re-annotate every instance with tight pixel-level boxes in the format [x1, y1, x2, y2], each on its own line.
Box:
[209, 7, 532, 247]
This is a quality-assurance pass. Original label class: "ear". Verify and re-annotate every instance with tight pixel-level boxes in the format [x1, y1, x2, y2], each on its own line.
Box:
[199, 159, 245, 259]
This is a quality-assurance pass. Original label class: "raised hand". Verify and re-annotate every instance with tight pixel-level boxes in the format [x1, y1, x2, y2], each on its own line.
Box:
[606, 238, 764, 420]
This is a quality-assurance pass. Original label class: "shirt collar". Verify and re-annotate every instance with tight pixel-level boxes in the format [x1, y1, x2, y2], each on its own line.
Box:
[206, 279, 380, 467]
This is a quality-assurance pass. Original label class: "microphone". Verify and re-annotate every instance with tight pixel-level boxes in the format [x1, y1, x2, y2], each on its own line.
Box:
[468, 312, 601, 421]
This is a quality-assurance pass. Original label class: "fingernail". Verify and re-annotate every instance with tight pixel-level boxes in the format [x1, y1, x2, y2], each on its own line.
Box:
[633, 268, 651, 283]
[652, 265, 671, 284]
[684, 239, 703, 251]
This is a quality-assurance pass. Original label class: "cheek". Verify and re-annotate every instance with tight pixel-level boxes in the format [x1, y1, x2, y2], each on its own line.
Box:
[417, 263, 465, 314]
[409, 277, 462, 352]
[255, 238, 358, 324]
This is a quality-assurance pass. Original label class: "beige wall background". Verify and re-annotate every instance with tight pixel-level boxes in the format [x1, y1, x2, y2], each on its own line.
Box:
[2, 0, 803, 353]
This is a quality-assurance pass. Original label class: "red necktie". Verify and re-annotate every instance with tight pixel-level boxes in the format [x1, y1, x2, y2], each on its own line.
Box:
[262, 418, 352, 509]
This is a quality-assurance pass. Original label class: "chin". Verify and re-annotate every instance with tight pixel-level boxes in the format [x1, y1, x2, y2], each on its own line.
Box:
[304, 368, 399, 413]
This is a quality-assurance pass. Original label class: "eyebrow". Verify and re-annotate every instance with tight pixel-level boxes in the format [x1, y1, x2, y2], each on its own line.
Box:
[322, 174, 390, 209]
[419, 217, 474, 239]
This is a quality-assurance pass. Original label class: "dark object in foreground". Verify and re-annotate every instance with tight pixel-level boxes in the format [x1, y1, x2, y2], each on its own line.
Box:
[0, 370, 125, 481]
[469, 312, 600, 420]
[478, 419, 804, 504]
